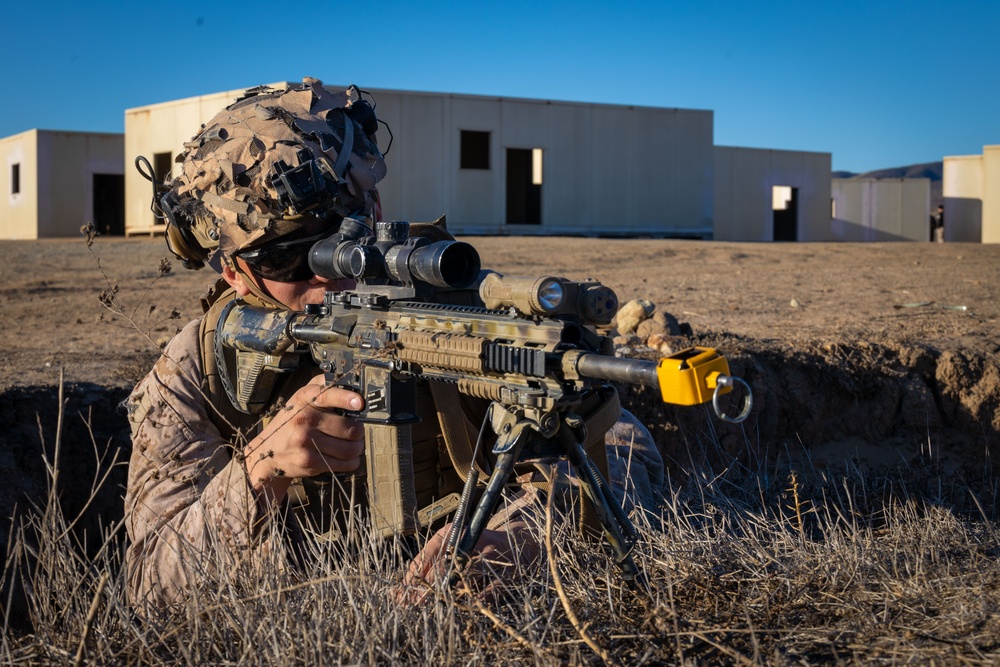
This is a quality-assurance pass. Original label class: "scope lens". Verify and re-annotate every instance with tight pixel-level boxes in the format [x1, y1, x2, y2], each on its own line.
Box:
[409, 241, 481, 288]
[535, 278, 565, 312]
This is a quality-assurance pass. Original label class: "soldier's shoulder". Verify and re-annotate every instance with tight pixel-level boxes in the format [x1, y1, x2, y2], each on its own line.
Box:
[135, 317, 206, 390]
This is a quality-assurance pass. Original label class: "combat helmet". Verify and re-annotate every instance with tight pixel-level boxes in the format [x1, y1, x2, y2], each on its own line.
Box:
[143, 77, 387, 270]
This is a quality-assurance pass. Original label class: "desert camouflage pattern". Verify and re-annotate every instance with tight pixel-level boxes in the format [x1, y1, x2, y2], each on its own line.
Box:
[172, 77, 387, 260]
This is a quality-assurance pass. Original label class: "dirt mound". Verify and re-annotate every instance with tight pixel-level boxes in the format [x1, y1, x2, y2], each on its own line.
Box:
[618, 333, 999, 476]
[0, 384, 131, 555]
[3, 332, 996, 561]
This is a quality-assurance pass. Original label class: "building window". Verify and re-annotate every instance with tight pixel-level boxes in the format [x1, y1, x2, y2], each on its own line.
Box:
[11, 163, 20, 195]
[460, 131, 490, 170]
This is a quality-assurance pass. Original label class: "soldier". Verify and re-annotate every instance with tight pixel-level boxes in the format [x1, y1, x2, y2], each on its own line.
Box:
[124, 78, 663, 609]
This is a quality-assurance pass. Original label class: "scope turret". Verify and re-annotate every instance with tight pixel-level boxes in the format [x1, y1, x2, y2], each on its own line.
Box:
[309, 218, 481, 290]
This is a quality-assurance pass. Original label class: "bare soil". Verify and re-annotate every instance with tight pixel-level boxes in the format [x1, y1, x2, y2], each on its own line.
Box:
[3, 237, 997, 384]
[2, 236, 999, 452]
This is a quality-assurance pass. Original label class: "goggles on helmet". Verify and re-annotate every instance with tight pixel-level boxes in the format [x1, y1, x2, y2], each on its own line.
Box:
[234, 227, 338, 283]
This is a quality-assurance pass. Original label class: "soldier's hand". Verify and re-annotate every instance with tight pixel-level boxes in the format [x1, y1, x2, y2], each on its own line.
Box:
[243, 375, 365, 502]
[397, 520, 541, 605]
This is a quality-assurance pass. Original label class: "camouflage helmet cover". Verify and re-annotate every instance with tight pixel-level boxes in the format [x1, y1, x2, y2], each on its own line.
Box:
[169, 77, 387, 263]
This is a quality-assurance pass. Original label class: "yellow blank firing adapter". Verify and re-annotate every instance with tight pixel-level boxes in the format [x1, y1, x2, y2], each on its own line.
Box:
[657, 347, 753, 423]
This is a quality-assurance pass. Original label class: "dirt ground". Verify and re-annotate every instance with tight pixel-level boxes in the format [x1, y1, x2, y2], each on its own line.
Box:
[1, 236, 996, 387]
[0, 235, 998, 473]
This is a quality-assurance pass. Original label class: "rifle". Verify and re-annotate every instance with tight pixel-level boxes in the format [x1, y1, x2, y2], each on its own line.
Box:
[216, 217, 752, 583]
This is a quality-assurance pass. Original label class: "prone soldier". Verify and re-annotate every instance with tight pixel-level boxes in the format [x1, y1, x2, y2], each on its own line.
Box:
[124, 78, 665, 609]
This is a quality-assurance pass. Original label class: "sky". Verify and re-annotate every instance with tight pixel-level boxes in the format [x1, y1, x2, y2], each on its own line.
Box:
[2, 1, 997, 173]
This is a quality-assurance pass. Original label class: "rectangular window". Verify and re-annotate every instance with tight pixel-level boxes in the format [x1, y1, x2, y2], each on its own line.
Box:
[11, 163, 20, 195]
[460, 131, 490, 170]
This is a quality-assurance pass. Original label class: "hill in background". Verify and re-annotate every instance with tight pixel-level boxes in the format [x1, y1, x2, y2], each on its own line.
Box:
[833, 161, 943, 209]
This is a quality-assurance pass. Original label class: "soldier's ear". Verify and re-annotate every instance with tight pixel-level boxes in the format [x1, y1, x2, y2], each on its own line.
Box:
[221, 261, 252, 297]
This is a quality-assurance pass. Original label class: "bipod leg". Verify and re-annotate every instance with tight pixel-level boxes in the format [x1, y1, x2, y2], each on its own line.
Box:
[559, 427, 646, 587]
[450, 433, 527, 570]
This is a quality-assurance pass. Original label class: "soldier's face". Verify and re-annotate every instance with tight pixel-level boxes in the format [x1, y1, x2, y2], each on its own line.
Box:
[224, 218, 357, 309]
[223, 257, 354, 310]
[256, 268, 355, 311]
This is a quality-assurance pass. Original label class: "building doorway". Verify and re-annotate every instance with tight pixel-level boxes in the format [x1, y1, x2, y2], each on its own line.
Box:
[506, 148, 542, 225]
[93, 174, 125, 236]
[772, 185, 798, 241]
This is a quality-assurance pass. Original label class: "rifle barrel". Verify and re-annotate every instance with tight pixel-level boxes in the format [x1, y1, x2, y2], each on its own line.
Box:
[574, 353, 659, 389]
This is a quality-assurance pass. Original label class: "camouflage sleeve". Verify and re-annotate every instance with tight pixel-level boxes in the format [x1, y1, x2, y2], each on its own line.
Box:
[604, 409, 665, 514]
[123, 319, 287, 608]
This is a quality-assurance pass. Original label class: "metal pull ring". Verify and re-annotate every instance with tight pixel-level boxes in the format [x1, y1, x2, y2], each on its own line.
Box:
[712, 375, 753, 424]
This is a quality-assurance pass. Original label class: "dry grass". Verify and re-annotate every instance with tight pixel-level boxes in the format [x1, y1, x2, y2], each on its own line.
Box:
[2, 405, 998, 666]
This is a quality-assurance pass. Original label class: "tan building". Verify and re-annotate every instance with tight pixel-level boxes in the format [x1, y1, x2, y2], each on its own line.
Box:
[830, 177, 931, 242]
[1, 130, 123, 238]
[943, 145, 1000, 243]
[125, 83, 718, 238]
[714, 146, 832, 241]
[124, 81, 834, 241]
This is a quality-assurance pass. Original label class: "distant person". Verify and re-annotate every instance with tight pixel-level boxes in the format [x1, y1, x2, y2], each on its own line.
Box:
[932, 204, 945, 242]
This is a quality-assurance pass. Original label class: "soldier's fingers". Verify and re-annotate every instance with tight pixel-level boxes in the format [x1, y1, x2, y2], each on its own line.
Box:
[312, 427, 365, 460]
[405, 526, 449, 583]
[310, 405, 364, 441]
[286, 434, 362, 474]
[303, 377, 364, 412]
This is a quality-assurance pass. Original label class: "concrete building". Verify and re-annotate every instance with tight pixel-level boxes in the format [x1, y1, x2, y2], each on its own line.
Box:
[3, 81, 843, 242]
[714, 146, 832, 241]
[124, 82, 837, 241]
[1, 130, 123, 238]
[830, 178, 931, 241]
[943, 145, 1000, 243]
[125, 83, 717, 238]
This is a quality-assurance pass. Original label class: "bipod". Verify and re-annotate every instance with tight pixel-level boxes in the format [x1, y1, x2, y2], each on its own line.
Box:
[447, 403, 645, 587]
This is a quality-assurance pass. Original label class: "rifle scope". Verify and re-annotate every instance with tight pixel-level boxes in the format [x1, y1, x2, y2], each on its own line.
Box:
[309, 218, 481, 289]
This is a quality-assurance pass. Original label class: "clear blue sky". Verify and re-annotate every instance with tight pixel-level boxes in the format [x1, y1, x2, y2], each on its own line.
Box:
[3, 0, 996, 173]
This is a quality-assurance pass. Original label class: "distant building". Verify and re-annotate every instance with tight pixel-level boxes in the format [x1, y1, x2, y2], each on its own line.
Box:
[830, 178, 931, 241]
[123, 82, 833, 241]
[943, 145, 1000, 243]
[125, 83, 721, 238]
[0, 130, 123, 239]
[715, 146, 832, 241]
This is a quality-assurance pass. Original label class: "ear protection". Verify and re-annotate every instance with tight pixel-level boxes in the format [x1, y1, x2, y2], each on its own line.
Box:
[159, 190, 217, 270]
[135, 155, 217, 270]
